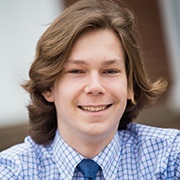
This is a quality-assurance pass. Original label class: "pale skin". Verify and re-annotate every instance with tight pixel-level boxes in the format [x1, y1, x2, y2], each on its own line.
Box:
[43, 29, 130, 158]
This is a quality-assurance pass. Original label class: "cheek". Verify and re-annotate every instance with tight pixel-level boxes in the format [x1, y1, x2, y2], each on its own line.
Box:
[110, 81, 128, 98]
[53, 81, 81, 105]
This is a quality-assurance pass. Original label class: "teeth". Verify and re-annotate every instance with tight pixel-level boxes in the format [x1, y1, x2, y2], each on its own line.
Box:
[80, 106, 107, 112]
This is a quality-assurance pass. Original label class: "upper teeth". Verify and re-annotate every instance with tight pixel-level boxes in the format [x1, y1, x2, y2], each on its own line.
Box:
[81, 106, 106, 112]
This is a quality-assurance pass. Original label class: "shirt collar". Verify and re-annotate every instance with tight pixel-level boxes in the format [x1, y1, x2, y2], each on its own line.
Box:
[52, 130, 84, 179]
[93, 131, 121, 179]
[52, 130, 121, 180]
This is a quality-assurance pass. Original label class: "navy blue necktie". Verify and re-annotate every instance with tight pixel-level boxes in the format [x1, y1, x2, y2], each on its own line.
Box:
[77, 159, 100, 180]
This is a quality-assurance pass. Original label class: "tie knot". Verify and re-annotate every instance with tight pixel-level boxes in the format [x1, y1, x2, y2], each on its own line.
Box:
[77, 159, 100, 179]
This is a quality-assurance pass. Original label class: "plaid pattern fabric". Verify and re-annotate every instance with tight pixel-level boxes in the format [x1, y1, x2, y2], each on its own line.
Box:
[0, 123, 179, 179]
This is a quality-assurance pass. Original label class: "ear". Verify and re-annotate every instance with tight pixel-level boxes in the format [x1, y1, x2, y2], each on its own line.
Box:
[42, 90, 54, 102]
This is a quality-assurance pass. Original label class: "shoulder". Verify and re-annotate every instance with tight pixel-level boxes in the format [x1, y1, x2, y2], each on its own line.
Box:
[119, 122, 179, 144]
[119, 123, 180, 153]
[0, 136, 43, 161]
[118, 123, 180, 178]
[118, 122, 180, 161]
[0, 136, 53, 178]
[118, 123, 180, 179]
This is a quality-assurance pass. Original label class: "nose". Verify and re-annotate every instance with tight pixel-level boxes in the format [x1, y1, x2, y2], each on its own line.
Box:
[84, 72, 105, 95]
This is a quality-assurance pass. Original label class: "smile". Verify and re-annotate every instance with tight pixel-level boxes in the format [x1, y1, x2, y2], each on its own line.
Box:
[78, 104, 112, 112]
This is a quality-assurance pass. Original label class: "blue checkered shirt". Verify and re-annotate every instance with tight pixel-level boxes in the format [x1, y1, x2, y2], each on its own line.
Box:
[0, 123, 180, 179]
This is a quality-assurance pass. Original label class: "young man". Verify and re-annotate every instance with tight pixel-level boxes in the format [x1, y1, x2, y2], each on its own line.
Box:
[0, 0, 179, 179]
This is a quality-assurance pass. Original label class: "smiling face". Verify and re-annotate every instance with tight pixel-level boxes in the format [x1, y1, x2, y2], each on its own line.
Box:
[43, 29, 130, 147]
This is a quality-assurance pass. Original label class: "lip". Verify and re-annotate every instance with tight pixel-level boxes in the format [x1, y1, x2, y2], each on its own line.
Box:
[78, 104, 112, 112]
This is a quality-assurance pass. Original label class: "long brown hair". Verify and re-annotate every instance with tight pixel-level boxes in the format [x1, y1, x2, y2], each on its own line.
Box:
[22, 0, 167, 145]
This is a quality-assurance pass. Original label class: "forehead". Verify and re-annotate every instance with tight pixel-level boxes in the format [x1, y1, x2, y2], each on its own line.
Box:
[66, 29, 125, 64]
[72, 28, 121, 48]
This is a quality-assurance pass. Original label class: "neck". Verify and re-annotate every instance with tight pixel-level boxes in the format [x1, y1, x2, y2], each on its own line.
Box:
[59, 129, 116, 158]
[72, 137, 110, 158]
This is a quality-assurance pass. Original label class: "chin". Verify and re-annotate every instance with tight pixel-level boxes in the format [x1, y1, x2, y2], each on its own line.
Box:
[85, 125, 114, 138]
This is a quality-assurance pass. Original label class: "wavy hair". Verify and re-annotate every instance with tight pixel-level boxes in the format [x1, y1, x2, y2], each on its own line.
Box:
[22, 0, 167, 145]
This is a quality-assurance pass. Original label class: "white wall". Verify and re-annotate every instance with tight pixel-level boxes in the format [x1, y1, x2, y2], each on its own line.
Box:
[159, 0, 180, 113]
[0, 0, 64, 127]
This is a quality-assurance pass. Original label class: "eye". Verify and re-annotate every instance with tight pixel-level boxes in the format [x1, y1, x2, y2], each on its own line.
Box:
[102, 69, 120, 74]
[68, 69, 85, 74]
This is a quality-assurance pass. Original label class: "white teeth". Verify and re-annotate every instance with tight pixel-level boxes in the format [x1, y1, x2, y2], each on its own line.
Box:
[81, 106, 107, 112]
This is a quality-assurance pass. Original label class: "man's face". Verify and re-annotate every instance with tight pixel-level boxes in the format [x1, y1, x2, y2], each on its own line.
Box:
[43, 29, 130, 146]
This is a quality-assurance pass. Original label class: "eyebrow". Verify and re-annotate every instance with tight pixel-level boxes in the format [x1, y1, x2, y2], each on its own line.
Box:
[67, 59, 88, 65]
[67, 59, 123, 66]
[102, 59, 124, 66]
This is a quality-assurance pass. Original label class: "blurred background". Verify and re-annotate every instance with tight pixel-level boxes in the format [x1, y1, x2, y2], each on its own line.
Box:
[0, 0, 180, 151]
